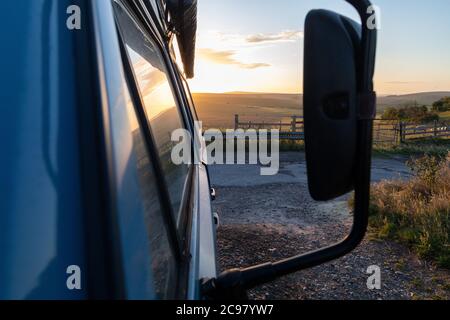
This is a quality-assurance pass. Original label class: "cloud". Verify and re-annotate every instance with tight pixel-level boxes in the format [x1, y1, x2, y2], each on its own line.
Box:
[385, 81, 427, 84]
[198, 48, 270, 69]
[199, 30, 303, 47]
[246, 30, 303, 43]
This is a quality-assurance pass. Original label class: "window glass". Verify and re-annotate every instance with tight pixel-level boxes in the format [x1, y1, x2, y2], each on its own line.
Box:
[121, 89, 177, 299]
[182, 76, 199, 122]
[115, 3, 190, 229]
[171, 36, 186, 76]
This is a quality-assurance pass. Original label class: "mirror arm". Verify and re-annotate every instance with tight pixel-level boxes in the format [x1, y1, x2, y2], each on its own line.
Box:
[201, 0, 377, 300]
[346, 0, 378, 93]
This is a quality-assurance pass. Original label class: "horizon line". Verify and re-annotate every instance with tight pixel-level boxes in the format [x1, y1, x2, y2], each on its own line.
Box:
[190, 90, 450, 96]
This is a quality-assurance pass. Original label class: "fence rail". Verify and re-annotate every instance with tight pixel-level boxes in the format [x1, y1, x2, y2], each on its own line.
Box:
[234, 114, 304, 140]
[233, 114, 450, 145]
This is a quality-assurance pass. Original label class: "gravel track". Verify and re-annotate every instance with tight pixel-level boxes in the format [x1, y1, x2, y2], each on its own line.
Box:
[210, 152, 450, 300]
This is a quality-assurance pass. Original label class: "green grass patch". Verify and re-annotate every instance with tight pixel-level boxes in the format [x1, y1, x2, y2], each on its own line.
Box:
[279, 139, 305, 152]
[373, 139, 450, 158]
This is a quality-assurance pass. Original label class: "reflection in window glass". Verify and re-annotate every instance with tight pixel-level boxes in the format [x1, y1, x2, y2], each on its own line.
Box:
[121, 89, 178, 299]
[115, 3, 190, 229]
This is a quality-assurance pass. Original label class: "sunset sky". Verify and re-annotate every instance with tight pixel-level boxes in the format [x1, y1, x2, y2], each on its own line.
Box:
[188, 0, 450, 95]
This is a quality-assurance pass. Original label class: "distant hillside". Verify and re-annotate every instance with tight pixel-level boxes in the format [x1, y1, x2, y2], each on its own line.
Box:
[192, 92, 450, 128]
[192, 92, 302, 128]
[377, 92, 450, 111]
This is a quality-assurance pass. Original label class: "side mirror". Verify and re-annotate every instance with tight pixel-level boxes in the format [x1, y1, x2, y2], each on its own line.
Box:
[304, 10, 361, 201]
[202, 0, 377, 300]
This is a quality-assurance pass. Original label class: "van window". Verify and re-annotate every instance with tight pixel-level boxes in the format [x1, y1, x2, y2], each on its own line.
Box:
[114, 3, 191, 231]
[118, 88, 178, 299]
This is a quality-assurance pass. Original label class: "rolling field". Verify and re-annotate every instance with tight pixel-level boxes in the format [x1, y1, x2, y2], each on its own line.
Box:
[193, 92, 302, 129]
[439, 111, 450, 120]
[192, 91, 450, 129]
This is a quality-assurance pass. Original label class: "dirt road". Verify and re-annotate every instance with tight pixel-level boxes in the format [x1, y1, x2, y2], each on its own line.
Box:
[210, 152, 450, 300]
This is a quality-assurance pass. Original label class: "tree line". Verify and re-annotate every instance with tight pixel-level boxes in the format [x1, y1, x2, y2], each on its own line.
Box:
[381, 97, 450, 123]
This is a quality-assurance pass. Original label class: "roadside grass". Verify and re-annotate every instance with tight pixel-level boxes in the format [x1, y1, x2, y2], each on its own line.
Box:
[204, 137, 305, 153]
[373, 139, 450, 158]
[279, 140, 305, 152]
[366, 153, 450, 269]
[280, 138, 449, 155]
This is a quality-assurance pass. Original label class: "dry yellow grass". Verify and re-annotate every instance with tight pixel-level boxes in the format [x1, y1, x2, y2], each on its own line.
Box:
[369, 153, 450, 268]
[193, 93, 302, 128]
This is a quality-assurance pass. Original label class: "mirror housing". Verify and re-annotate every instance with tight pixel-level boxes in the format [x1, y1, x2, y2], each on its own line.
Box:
[304, 10, 361, 201]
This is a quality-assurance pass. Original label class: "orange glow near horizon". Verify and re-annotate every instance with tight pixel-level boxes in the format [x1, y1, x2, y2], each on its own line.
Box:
[186, 1, 450, 96]
[187, 51, 450, 96]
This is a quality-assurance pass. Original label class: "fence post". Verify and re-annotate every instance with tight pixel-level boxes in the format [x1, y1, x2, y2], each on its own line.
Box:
[399, 121, 404, 144]
[234, 114, 239, 130]
[291, 116, 297, 132]
[377, 122, 381, 143]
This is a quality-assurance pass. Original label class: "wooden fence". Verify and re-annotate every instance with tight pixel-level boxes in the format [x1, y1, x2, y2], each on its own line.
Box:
[234, 115, 304, 140]
[233, 114, 450, 145]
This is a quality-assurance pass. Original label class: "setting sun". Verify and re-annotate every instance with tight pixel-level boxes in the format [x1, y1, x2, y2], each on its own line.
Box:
[188, 0, 450, 95]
